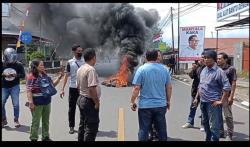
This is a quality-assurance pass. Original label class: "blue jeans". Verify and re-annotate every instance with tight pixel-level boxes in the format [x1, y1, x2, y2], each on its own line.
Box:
[187, 97, 203, 126]
[2, 85, 20, 121]
[200, 102, 222, 141]
[219, 107, 224, 134]
[138, 106, 167, 141]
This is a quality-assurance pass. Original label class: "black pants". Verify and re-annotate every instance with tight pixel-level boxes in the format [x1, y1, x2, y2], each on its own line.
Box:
[68, 88, 79, 128]
[77, 95, 99, 141]
[170, 65, 175, 74]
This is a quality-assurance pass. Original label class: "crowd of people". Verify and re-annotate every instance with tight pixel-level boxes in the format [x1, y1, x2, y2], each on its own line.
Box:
[2, 45, 237, 141]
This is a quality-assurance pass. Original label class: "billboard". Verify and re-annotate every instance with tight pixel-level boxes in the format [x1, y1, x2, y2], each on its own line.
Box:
[217, 3, 249, 21]
[179, 26, 205, 63]
[2, 3, 10, 17]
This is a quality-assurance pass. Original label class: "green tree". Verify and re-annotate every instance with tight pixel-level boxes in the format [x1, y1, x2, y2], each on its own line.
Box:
[29, 51, 45, 61]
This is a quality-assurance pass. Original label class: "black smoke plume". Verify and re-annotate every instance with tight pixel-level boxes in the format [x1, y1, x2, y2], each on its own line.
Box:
[28, 3, 160, 71]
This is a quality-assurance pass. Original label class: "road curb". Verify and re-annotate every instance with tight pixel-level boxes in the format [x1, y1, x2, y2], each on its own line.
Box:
[241, 101, 249, 107]
[172, 76, 249, 109]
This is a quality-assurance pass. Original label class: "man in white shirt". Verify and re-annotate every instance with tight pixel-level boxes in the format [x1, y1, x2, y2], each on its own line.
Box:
[60, 44, 85, 134]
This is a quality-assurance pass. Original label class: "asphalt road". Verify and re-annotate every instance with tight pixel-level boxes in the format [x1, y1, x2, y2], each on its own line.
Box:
[2, 61, 249, 141]
[2, 77, 249, 141]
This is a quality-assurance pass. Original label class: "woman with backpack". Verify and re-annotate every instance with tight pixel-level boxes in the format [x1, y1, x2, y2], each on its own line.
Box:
[26, 58, 64, 141]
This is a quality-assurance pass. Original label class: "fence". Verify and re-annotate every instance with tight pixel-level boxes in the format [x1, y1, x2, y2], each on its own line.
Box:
[28, 60, 62, 74]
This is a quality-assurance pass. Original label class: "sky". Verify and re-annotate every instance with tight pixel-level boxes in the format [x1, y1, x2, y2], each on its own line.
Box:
[131, 3, 249, 47]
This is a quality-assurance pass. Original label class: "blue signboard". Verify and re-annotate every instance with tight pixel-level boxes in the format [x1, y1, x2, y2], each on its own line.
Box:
[20, 32, 32, 44]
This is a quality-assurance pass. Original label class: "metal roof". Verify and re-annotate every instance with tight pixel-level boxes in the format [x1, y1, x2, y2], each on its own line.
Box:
[216, 17, 249, 30]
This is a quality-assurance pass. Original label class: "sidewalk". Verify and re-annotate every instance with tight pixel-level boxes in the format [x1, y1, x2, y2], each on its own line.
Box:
[172, 74, 249, 107]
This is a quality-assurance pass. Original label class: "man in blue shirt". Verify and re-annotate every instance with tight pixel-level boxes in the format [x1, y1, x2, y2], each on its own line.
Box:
[193, 50, 231, 141]
[130, 49, 172, 141]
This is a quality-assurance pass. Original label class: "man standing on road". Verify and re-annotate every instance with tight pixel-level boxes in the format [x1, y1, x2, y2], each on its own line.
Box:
[76, 48, 101, 141]
[2, 48, 25, 128]
[182, 53, 205, 131]
[217, 52, 237, 141]
[148, 50, 163, 141]
[193, 50, 231, 141]
[60, 44, 84, 134]
[169, 55, 176, 75]
[130, 49, 172, 141]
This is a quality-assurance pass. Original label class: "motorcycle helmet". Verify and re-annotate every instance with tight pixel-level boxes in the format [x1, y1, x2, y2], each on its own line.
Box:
[3, 48, 17, 63]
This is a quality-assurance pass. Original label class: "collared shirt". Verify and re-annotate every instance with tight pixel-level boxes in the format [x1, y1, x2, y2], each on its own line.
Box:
[76, 63, 101, 99]
[199, 63, 231, 102]
[132, 62, 171, 108]
[66, 57, 85, 88]
[221, 64, 237, 85]
[180, 46, 201, 57]
[189, 64, 205, 97]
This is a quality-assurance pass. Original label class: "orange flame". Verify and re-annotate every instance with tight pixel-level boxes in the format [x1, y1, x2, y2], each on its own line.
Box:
[102, 56, 131, 87]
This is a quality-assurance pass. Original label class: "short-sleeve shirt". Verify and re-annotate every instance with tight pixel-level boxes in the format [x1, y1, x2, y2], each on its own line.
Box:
[199, 64, 231, 102]
[26, 73, 51, 105]
[66, 57, 85, 88]
[180, 46, 201, 57]
[132, 62, 171, 108]
[76, 63, 101, 99]
[222, 64, 237, 86]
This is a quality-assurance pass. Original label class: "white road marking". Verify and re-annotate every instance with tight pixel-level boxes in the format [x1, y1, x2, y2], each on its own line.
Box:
[173, 78, 249, 111]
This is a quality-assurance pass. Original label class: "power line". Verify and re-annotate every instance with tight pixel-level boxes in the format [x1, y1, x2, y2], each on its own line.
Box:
[11, 5, 25, 15]
[156, 4, 201, 35]
[160, 4, 201, 31]
[178, 3, 196, 10]
[173, 3, 200, 16]
[158, 9, 171, 29]
[172, 3, 206, 20]
[177, 4, 203, 18]
[173, 3, 200, 14]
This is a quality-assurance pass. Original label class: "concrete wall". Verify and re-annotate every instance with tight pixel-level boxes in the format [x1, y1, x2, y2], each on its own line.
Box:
[234, 42, 243, 73]
[242, 43, 249, 72]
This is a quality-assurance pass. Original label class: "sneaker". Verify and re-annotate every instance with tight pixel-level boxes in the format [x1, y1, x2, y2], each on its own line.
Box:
[42, 137, 53, 141]
[69, 127, 74, 134]
[200, 127, 205, 132]
[226, 135, 233, 141]
[14, 120, 21, 128]
[182, 123, 193, 128]
[226, 132, 233, 141]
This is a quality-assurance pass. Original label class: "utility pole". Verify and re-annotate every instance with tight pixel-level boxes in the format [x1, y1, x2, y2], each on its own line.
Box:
[40, 15, 42, 51]
[216, 29, 219, 53]
[177, 3, 180, 74]
[171, 7, 174, 53]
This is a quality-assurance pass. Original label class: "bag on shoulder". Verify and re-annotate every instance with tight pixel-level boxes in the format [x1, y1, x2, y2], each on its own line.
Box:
[38, 75, 57, 98]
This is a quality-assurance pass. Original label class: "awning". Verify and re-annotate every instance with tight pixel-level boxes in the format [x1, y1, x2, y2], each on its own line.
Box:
[2, 30, 20, 36]
[2, 30, 53, 42]
[216, 17, 249, 30]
